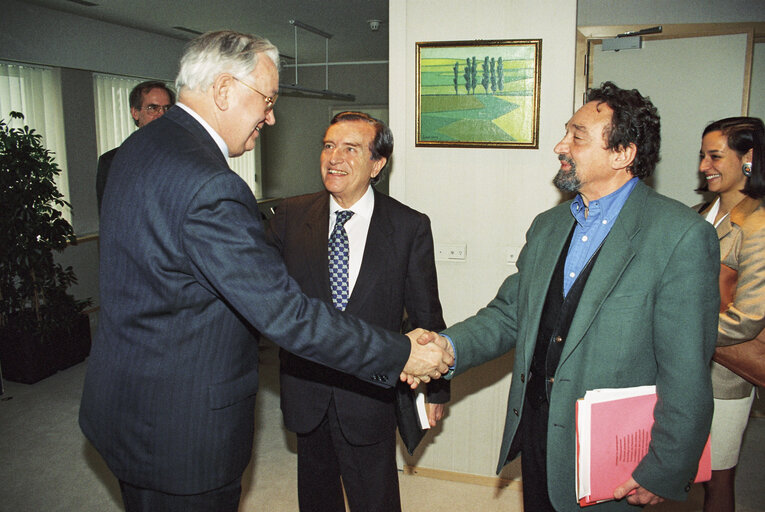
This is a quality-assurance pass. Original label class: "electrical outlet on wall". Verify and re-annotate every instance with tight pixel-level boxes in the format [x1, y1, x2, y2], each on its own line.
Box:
[506, 245, 522, 264]
[436, 243, 467, 261]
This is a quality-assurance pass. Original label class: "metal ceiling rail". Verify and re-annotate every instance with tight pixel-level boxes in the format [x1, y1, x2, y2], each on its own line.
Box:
[279, 19, 356, 102]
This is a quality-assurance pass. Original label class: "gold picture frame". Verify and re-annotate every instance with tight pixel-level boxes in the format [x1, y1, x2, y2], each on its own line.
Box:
[416, 39, 542, 148]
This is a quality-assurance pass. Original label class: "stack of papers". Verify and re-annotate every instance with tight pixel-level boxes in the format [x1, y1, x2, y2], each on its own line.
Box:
[575, 385, 711, 507]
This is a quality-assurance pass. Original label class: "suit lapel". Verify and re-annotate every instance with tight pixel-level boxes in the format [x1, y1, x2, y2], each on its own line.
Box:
[715, 216, 733, 241]
[305, 193, 333, 304]
[523, 206, 576, 365]
[558, 181, 647, 365]
[346, 190, 391, 313]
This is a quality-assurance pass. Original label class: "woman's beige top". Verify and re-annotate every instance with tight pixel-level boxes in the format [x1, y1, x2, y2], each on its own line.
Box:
[700, 196, 765, 398]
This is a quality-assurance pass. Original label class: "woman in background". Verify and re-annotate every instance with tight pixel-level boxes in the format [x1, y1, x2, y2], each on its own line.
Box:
[697, 116, 765, 512]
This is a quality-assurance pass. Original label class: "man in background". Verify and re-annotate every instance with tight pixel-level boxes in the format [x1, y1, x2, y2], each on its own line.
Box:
[416, 82, 719, 511]
[268, 112, 449, 512]
[81, 31, 451, 512]
[95, 80, 175, 212]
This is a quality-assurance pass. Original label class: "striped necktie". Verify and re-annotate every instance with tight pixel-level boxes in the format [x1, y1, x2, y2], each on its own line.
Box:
[329, 210, 354, 310]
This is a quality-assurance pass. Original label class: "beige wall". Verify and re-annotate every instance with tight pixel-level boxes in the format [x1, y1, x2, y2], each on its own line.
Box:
[388, 0, 578, 477]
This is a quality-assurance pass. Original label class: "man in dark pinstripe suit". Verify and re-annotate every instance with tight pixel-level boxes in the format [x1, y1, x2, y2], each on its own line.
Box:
[79, 30, 452, 512]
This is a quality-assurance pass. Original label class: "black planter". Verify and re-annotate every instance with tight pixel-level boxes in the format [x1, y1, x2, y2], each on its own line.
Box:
[0, 313, 91, 384]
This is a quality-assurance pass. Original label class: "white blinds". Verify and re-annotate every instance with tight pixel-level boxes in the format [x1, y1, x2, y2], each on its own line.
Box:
[93, 73, 259, 197]
[228, 150, 259, 198]
[0, 62, 71, 222]
[93, 73, 142, 155]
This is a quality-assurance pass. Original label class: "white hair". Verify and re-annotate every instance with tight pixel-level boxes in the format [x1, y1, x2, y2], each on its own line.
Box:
[175, 31, 280, 93]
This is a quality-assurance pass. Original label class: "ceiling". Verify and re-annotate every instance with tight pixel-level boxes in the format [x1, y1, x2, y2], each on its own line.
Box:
[25, 0, 390, 64]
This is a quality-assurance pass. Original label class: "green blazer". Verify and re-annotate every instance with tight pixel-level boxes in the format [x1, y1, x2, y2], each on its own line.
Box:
[445, 181, 719, 511]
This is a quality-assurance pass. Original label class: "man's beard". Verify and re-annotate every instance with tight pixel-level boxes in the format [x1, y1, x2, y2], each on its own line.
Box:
[553, 155, 581, 192]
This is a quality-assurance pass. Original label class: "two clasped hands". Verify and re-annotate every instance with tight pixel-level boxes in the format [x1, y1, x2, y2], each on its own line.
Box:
[400, 329, 453, 388]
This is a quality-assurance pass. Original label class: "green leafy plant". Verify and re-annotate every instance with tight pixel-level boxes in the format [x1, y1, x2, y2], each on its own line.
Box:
[0, 111, 90, 342]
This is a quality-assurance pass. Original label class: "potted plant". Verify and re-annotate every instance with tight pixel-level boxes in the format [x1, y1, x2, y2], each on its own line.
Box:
[0, 111, 91, 384]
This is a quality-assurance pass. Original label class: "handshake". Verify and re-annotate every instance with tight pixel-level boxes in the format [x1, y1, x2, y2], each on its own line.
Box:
[400, 329, 455, 388]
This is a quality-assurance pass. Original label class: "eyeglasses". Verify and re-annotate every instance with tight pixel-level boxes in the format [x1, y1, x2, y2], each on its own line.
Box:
[142, 104, 172, 114]
[232, 76, 277, 113]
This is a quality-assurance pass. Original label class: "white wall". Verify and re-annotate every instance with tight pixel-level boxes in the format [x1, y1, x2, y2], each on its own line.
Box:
[751, 43, 765, 121]
[389, 0, 578, 477]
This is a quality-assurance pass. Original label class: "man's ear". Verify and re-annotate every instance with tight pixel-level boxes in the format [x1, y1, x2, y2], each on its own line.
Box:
[612, 142, 637, 172]
[212, 74, 234, 111]
[371, 157, 387, 178]
[130, 108, 140, 123]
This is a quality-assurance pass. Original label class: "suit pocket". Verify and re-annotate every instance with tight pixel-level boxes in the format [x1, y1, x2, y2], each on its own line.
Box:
[589, 292, 652, 359]
[208, 371, 259, 410]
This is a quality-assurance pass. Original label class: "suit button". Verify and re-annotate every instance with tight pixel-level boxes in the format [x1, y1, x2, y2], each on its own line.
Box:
[555, 336, 563, 343]
[513, 408, 519, 416]
[684, 484, 691, 492]
[520, 373, 525, 383]
[548, 377, 555, 384]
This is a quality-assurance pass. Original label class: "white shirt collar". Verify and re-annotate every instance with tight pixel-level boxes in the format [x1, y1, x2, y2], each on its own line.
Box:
[329, 185, 375, 220]
[176, 102, 229, 159]
[704, 197, 727, 228]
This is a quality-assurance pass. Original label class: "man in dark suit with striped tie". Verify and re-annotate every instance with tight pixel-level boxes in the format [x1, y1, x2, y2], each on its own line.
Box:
[268, 112, 449, 511]
[79, 31, 453, 512]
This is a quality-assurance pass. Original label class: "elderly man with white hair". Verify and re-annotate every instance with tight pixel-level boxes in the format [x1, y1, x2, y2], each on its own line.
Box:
[79, 31, 452, 512]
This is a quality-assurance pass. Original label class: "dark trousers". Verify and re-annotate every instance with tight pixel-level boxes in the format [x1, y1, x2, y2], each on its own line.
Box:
[119, 477, 242, 512]
[296, 395, 401, 512]
[519, 394, 557, 512]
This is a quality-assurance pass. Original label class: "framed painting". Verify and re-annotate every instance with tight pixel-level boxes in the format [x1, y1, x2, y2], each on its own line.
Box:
[416, 39, 542, 148]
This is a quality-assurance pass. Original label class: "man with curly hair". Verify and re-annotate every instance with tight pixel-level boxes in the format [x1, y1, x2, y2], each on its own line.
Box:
[417, 82, 720, 511]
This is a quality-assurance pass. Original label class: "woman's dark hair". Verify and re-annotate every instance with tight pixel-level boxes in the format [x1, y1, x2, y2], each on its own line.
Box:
[702, 116, 765, 199]
[586, 81, 661, 179]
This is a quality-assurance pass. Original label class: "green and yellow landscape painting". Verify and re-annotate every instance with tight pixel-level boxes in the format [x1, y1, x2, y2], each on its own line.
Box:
[416, 41, 541, 148]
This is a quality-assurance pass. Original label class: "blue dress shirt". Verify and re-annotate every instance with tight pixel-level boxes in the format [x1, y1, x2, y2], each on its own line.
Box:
[563, 177, 638, 296]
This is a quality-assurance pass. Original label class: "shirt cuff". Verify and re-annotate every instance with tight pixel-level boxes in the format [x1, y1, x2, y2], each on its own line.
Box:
[440, 333, 457, 371]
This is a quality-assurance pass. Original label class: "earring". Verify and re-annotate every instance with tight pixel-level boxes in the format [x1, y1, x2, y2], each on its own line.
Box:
[743, 162, 753, 177]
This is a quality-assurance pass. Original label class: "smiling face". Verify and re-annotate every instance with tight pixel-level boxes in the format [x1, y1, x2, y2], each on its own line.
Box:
[699, 130, 748, 197]
[320, 120, 386, 208]
[218, 54, 278, 157]
[552, 101, 633, 203]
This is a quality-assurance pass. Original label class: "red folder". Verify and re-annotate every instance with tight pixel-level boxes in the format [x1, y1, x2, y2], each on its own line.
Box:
[576, 386, 711, 507]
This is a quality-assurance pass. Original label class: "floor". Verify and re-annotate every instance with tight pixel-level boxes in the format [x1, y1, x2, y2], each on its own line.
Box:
[1, 340, 763, 511]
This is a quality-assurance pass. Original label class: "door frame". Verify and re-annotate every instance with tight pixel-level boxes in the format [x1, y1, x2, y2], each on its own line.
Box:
[574, 22, 765, 113]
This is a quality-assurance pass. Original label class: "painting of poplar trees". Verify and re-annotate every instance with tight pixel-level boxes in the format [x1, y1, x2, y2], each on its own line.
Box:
[416, 39, 541, 148]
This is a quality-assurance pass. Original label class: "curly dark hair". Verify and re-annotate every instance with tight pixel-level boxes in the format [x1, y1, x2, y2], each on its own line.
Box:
[702, 116, 765, 199]
[586, 81, 661, 179]
[329, 111, 393, 185]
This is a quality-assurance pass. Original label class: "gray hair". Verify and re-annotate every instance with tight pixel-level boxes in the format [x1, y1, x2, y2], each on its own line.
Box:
[175, 31, 280, 93]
